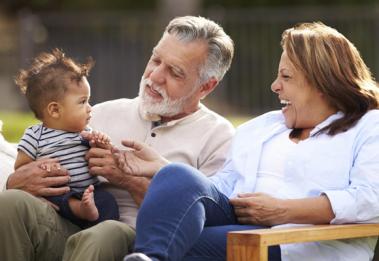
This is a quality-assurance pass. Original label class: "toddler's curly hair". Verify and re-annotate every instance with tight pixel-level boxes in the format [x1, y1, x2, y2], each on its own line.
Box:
[15, 48, 94, 120]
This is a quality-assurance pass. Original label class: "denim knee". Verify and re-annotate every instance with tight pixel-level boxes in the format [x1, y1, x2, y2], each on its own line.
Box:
[156, 163, 197, 178]
[151, 163, 215, 197]
[154, 162, 206, 184]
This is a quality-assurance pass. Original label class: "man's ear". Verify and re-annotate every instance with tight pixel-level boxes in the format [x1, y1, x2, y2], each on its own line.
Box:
[46, 102, 61, 119]
[199, 77, 218, 99]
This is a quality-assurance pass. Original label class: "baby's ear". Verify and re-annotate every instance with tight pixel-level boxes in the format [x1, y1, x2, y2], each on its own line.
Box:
[47, 101, 61, 118]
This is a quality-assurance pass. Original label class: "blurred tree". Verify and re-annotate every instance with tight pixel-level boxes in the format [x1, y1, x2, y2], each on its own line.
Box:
[0, 0, 156, 14]
[204, 0, 378, 7]
[2, 0, 377, 14]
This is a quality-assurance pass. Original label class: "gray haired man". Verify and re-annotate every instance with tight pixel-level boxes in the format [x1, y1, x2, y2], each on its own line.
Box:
[1, 16, 235, 261]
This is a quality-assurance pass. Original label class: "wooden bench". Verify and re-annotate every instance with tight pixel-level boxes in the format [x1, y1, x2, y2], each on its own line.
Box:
[227, 224, 379, 261]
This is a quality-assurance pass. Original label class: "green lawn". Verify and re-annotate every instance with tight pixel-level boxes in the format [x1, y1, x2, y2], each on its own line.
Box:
[0, 111, 251, 143]
[0, 111, 40, 143]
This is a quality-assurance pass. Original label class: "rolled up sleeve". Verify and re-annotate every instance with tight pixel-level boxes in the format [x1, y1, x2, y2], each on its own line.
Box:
[323, 128, 379, 224]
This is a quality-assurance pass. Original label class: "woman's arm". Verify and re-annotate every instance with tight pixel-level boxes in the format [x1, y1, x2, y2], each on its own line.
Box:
[230, 193, 334, 226]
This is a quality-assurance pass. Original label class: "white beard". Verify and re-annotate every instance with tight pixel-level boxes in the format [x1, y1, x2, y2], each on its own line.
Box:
[138, 77, 198, 118]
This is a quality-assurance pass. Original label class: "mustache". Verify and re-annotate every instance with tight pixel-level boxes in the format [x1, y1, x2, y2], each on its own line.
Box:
[142, 78, 165, 96]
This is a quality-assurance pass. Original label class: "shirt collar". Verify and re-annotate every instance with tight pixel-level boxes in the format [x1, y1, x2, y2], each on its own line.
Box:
[309, 111, 344, 136]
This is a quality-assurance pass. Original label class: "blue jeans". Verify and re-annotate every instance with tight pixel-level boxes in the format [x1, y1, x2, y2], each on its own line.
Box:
[134, 163, 281, 261]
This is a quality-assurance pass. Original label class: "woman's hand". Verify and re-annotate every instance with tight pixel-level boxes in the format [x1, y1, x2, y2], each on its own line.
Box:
[229, 192, 288, 226]
[230, 193, 335, 226]
[112, 139, 170, 178]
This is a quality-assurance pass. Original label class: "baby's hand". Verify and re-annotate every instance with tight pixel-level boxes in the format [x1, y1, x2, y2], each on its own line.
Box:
[39, 161, 61, 172]
[92, 130, 111, 145]
[81, 130, 112, 149]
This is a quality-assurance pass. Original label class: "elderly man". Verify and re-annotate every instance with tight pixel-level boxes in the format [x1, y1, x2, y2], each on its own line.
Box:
[0, 16, 235, 261]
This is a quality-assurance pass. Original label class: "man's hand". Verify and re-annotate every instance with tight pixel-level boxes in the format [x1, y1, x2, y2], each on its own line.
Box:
[112, 139, 170, 178]
[7, 158, 70, 197]
[86, 146, 150, 205]
[86, 147, 124, 184]
[229, 192, 288, 226]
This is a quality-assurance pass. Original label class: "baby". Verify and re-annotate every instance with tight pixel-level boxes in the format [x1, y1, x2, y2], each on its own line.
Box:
[14, 49, 119, 228]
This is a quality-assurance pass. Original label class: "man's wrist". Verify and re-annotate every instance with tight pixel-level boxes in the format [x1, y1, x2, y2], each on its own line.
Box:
[156, 159, 170, 174]
[4, 173, 14, 190]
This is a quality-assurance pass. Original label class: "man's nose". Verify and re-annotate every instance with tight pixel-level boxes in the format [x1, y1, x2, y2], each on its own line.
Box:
[149, 64, 165, 85]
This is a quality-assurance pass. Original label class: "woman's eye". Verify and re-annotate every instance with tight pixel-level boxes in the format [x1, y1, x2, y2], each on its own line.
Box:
[152, 58, 160, 64]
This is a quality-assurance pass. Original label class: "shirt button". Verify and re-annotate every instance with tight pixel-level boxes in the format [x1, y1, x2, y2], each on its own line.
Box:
[151, 132, 156, 137]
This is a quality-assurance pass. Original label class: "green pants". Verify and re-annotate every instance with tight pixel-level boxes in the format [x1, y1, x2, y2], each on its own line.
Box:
[0, 189, 80, 261]
[0, 189, 135, 261]
[63, 220, 135, 261]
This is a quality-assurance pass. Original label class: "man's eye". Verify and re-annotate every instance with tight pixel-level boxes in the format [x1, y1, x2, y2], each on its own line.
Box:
[171, 71, 181, 78]
[171, 68, 183, 79]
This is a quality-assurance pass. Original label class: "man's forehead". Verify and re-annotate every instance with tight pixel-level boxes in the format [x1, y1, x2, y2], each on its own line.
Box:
[153, 34, 207, 68]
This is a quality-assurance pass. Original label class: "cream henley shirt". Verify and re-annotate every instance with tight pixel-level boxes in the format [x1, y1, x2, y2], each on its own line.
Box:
[90, 97, 235, 228]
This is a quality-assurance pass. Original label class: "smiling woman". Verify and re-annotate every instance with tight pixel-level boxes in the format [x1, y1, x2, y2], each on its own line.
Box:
[271, 50, 337, 136]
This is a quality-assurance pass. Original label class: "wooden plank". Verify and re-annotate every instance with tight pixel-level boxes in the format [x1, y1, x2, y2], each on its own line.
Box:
[227, 224, 379, 261]
[227, 232, 267, 261]
[230, 224, 379, 246]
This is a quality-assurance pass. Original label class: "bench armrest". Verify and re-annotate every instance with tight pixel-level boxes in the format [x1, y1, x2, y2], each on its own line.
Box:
[227, 224, 379, 261]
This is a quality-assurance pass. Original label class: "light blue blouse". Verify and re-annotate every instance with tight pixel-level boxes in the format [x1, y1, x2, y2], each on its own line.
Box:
[210, 110, 379, 261]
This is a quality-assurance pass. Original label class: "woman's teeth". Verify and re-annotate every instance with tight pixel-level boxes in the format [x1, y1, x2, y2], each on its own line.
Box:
[280, 100, 291, 106]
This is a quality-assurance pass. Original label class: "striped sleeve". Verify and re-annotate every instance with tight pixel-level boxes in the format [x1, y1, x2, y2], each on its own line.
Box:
[18, 126, 40, 160]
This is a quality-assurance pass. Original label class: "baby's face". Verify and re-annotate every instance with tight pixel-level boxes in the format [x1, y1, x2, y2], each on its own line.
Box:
[58, 77, 92, 132]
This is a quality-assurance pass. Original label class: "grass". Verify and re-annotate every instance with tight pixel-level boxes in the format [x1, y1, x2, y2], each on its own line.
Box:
[228, 115, 251, 127]
[0, 111, 40, 143]
[0, 111, 251, 143]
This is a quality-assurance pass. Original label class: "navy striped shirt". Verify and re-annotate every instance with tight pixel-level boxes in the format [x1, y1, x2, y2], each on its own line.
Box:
[18, 124, 99, 192]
